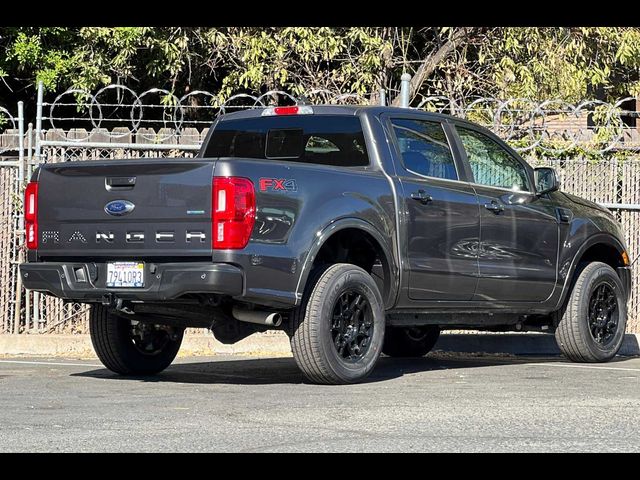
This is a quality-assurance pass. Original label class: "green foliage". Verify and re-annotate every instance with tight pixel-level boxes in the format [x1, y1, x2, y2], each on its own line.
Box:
[1, 27, 640, 107]
[213, 27, 389, 101]
[482, 28, 640, 102]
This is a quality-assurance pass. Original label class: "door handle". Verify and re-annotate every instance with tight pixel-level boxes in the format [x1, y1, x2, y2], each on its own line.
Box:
[484, 201, 505, 213]
[105, 176, 136, 191]
[410, 190, 433, 205]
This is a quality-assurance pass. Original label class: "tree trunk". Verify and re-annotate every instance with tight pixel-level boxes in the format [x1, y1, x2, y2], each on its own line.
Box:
[392, 27, 473, 107]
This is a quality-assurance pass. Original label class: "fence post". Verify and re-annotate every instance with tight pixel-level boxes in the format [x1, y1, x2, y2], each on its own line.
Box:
[379, 89, 386, 107]
[35, 81, 43, 166]
[399, 73, 411, 108]
[17, 101, 24, 189]
[27, 123, 33, 178]
[13, 102, 25, 333]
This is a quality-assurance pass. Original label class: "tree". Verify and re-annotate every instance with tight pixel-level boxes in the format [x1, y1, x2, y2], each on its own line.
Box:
[1, 26, 640, 113]
[480, 28, 640, 102]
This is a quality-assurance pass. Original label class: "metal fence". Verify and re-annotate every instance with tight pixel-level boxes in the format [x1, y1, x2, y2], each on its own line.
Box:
[36, 81, 640, 154]
[1, 80, 640, 335]
[0, 102, 25, 334]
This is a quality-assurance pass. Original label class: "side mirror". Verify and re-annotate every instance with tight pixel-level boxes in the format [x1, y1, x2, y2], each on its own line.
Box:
[534, 167, 559, 195]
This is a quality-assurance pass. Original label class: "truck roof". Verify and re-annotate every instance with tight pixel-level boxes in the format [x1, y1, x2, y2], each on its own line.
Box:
[218, 104, 462, 123]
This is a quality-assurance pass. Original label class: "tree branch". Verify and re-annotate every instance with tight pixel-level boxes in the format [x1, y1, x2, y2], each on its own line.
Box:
[392, 27, 474, 106]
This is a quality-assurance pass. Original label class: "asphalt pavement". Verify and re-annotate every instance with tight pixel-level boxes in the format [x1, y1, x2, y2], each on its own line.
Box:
[0, 353, 638, 452]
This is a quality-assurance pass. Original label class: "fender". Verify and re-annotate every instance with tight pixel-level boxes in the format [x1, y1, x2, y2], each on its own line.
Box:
[294, 217, 400, 309]
[554, 232, 627, 311]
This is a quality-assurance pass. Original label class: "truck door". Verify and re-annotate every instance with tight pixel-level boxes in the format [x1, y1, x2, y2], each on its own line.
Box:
[453, 125, 559, 302]
[389, 117, 480, 301]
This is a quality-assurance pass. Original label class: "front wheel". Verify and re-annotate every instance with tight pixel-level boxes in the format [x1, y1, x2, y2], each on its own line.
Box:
[290, 263, 385, 384]
[555, 262, 627, 362]
[89, 304, 184, 375]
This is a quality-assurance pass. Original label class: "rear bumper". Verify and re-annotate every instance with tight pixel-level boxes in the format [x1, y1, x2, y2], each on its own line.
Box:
[617, 266, 632, 301]
[19, 261, 243, 302]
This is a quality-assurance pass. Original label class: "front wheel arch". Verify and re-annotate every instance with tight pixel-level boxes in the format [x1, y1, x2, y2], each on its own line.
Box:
[556, 233, 628, 312]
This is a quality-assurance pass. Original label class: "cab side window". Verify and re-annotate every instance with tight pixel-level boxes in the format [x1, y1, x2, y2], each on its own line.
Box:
[456, 127, 531, 191]
[391, 119, 458, 181]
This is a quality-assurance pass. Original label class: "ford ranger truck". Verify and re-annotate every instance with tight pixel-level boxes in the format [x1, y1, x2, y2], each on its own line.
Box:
[20, 105, 632, 384]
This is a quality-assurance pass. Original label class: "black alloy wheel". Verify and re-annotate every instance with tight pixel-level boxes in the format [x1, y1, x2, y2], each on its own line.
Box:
[331, 290, 374, 362]
[587, 282, 619, 347]
[555, 261, 627, 363]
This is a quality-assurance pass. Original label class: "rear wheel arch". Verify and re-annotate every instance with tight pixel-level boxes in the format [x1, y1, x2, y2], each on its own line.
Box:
[295, 218, 398, 309]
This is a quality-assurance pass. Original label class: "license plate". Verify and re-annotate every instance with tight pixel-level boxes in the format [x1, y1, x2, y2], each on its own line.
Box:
[106, 262, 144, 288]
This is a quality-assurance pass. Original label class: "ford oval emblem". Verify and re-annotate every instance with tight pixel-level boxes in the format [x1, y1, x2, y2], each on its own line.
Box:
[105, 200, 135, 216]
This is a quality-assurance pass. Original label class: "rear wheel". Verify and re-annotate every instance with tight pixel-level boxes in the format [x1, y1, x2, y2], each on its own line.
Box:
[382, 326, 440, 357]
[89, 304, 184, 375]
[555, 262, 627, 362]
[290, 263, 385, 384]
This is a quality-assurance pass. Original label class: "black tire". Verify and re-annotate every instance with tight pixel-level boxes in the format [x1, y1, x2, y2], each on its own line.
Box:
[382, 326, 440, 357]
[89, 304, 184, 375]
[555, 261, 627, 362]
[290, 263, 385, 385]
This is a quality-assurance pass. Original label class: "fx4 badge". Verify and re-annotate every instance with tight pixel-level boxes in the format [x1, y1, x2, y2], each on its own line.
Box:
[259, 178, 297, 192]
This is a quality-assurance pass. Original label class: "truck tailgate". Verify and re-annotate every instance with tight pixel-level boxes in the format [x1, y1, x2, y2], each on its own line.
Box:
[36, 159, 214, 258]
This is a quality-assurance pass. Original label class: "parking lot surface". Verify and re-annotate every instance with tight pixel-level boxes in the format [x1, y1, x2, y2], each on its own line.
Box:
[0, 353, 638, 452]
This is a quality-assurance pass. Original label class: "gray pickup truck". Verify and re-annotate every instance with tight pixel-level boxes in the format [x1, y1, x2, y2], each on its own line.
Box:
[20, 105, 632, 384]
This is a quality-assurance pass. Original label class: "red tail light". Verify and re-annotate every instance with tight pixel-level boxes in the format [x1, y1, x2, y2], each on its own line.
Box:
[212, 177, 256, 249]
[262, 106, 313, 116]
[274, 106, 300, 115]
[24, 181, 38, 250]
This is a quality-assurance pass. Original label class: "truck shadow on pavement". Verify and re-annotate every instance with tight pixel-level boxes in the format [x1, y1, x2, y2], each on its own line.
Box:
[71, 353, 577, 386]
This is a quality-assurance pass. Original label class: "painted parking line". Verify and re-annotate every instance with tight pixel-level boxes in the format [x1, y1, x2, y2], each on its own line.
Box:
[0, 359, 100, 368]
[529, 362, 640, 373]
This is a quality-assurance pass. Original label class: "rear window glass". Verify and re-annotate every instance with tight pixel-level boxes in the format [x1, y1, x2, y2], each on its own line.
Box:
[204, 115, 369, 167]
[266, 128, 304, 158]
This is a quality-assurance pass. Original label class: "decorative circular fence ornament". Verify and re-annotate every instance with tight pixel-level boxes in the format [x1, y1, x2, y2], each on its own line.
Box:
[255, 90, 298, 107]
[136, 88, 182, 143]
[0, 106, 17, 155]
[48, 89, 94, 142]
[0, 106, 16, 130]
[494, 98, 539, 144]
[220, 93, 262, 115]
[329, 93, 368, 105]
[39, 83, 640, 154]
[178, 90, 220, 130]
[417, 95, 459, 115]
[89, 84, 143, 137]
[463, 97, 504, 130]
[304, 89, 339, 105]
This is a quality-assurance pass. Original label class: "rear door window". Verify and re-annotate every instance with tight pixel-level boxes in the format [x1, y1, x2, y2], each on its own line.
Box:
[205, 115, 369, 167]
[391, 118, 458, 181]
